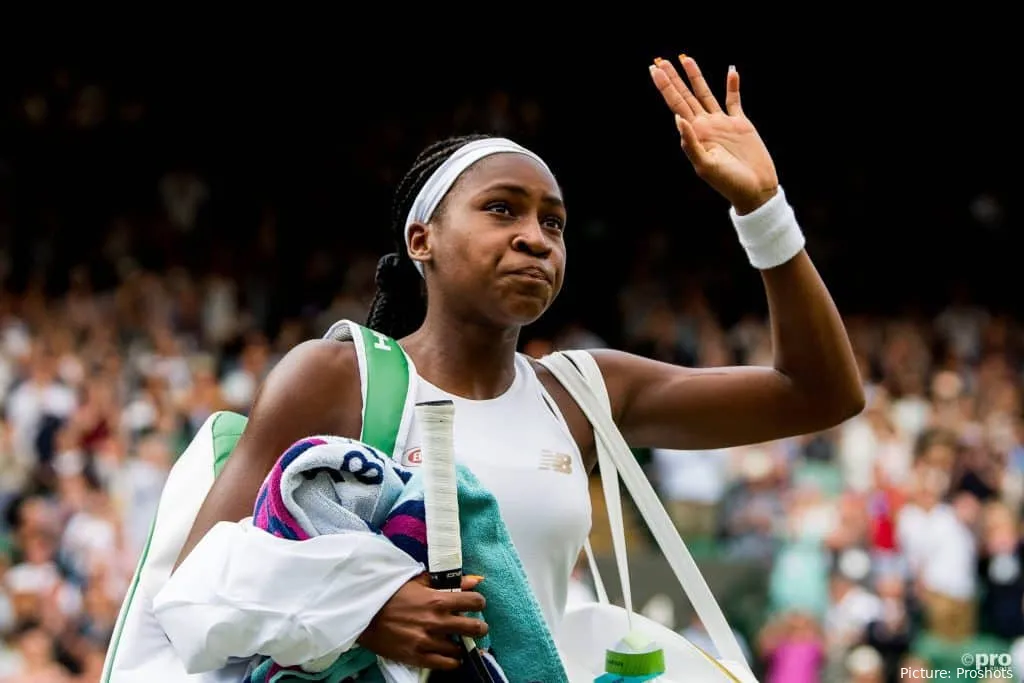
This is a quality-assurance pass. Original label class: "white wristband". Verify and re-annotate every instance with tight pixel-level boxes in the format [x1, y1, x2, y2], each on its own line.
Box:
[728, 186, 806, 270]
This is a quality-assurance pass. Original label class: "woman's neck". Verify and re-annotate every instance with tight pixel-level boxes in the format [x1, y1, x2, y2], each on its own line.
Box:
[403, 309, 520, 401]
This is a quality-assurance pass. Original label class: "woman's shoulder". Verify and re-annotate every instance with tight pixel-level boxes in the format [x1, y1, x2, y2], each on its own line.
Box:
[263, 338, 362, 393]
[244, 338, 363, 440]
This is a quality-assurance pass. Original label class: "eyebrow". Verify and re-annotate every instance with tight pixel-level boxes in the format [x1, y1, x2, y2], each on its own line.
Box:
[480, 183, 564, 209]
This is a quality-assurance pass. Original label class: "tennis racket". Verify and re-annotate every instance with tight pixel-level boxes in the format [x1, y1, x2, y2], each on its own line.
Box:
[417, 400, 495, 683]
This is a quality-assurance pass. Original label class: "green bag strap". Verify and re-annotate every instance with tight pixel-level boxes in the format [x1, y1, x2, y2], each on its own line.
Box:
[322, 319, 414, 460]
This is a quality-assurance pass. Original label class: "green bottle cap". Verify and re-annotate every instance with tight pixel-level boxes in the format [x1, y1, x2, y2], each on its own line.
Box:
[603, 630, 665, 679]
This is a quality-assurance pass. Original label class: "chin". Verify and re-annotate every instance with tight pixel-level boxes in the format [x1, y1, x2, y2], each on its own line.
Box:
[493, 297, 551, 328]
[480, 280, 560, 329]
[481, 294, 552, 327]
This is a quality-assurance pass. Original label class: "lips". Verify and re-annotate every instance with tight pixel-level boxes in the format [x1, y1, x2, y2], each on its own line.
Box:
[509, 267, 552, 284]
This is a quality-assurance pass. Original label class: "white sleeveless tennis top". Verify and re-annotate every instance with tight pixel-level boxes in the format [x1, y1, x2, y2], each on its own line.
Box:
[399, 352, 592, 632]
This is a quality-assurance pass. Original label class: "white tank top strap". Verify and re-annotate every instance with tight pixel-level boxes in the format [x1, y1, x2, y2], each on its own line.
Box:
[515, 353, 586, 474]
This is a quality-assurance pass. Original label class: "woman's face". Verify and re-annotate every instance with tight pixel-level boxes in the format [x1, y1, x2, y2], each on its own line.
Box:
[408, 153, 567, 328]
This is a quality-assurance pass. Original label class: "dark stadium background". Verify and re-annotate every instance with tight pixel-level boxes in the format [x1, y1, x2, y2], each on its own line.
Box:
[2, 26, 1015, 346]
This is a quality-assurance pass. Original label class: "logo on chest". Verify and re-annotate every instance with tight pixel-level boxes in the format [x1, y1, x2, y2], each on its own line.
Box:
[401, 447, 422, 467]
[539, 449, 573, 475]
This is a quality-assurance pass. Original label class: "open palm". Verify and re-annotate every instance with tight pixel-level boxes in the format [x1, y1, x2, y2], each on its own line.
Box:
[649, 55, 778, 214]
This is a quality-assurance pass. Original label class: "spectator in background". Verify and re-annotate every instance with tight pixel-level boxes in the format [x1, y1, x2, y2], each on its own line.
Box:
[626, 300, 696, 366]
[757, 611, 825, 683]
[864, 573, 912, 681]
[650, 444, 728, 552]
[896, 461, 977, 642]
[219, 332, 272, 415]
[719, 444, 786, 563]
[977, 501, 1024, 640]
[845, 645, 885, 683]
[0, 620, 71, 681]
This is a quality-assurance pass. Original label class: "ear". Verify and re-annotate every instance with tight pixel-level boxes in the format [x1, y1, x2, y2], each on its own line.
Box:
[406, 222, 432, 269]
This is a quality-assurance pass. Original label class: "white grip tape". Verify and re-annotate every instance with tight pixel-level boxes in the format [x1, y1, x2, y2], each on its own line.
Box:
[418, 401, 462, 575]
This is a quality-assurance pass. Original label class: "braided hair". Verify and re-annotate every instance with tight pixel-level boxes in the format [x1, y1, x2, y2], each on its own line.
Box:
[366, 134, 491, 339]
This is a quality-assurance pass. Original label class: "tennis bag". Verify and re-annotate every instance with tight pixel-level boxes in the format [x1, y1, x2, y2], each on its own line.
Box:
[100, 321, 418, 683]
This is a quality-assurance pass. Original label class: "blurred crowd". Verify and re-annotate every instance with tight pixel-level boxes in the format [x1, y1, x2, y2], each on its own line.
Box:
[1, 66, 1021, 683]
[2, 252, 1023, 682]
[638, 297, 1024, 682]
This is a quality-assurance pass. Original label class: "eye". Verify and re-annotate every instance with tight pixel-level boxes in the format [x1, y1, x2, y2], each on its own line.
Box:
[485, 201, 513, 216]
[543, 216, 566, 231]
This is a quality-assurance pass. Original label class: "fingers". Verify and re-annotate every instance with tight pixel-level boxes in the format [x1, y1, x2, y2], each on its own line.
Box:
[653, 58, 700, 121]
[416, 636, 464, 670]
[421, 653, 463, 671]
[436, 614, 489, 640]
[678, 55, 723, 114]
[724, 65, 742, 116]
[461, 575, 484, 591]
[445, 589, 486, 614]
[648, 63, 695, 121]
[420, 635, 463, 659]
[675, 116, 711, 175]
[417, 613, 488, 671]
[650, 55, 739, 120]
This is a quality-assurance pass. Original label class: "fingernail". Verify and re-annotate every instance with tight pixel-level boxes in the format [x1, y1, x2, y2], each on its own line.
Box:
[467, 574, 485, 582]
[678, 53, 688, 62]
[653, 57, 665, 65]
[729, 64, 737, 74]
[648, 64, 658, 75]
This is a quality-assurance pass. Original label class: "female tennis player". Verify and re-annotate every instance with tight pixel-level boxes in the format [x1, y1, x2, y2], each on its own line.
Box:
[174, 55, 864, 671]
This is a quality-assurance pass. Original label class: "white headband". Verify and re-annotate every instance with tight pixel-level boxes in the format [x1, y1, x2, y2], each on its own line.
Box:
[403, 137, 552, 276]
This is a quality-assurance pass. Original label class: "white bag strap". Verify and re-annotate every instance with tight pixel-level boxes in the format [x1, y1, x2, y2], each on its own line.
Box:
[594, 377, 635, 626]
[582, 538, 609, 605]
[570, 355, 633, 624]
[574, 356, 651, 628]
[540, 350, 750, 668]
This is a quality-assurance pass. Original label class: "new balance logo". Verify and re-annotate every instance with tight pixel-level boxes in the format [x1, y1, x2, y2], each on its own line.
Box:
[539, 450, 573, 474]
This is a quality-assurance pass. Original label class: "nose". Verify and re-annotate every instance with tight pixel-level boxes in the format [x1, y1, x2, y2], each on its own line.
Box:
[511, 220, 552, 258]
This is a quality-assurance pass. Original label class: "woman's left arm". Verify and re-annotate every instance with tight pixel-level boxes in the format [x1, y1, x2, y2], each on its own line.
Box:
[596, 55, 864, 451]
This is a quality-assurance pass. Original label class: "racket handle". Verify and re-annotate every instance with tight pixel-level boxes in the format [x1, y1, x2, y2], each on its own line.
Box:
[416, 637, 493, 683]
[418, 400, 462, 577]
[460, 636, 495, 682]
